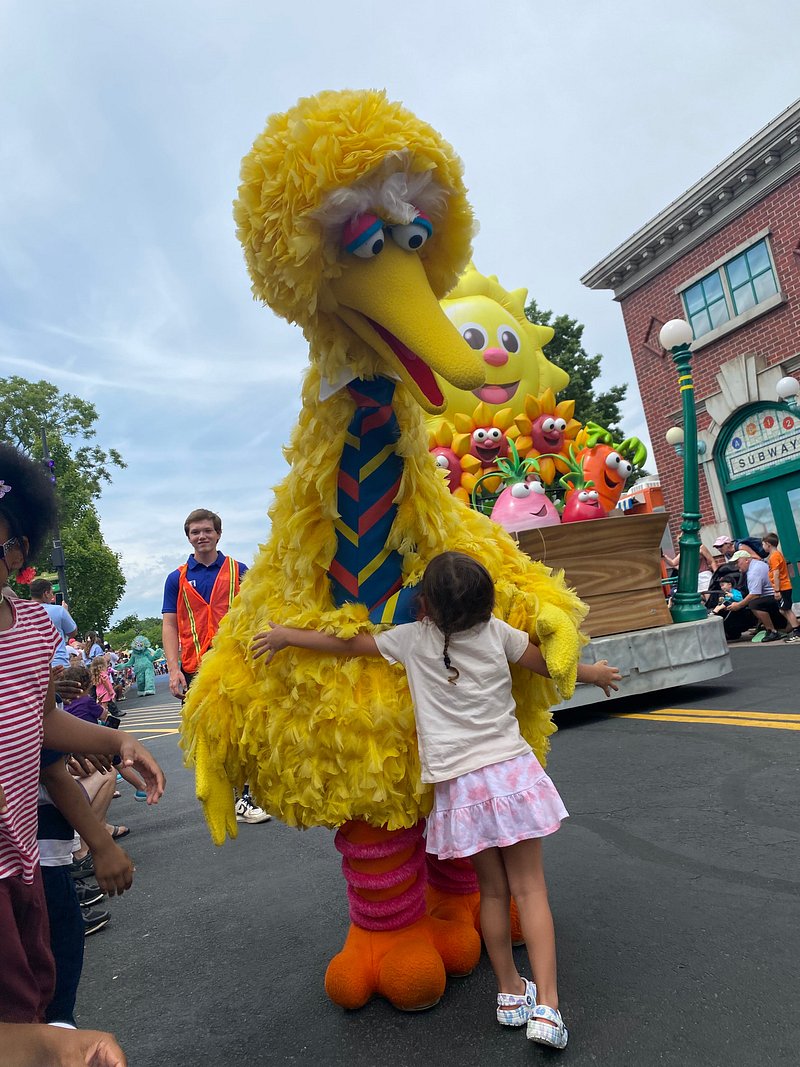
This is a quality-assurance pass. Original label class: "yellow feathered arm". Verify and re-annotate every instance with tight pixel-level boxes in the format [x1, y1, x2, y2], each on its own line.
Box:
[194, 734, 239, 847]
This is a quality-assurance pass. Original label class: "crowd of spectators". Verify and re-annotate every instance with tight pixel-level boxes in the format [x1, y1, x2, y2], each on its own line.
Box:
[663, 532, 800, 644]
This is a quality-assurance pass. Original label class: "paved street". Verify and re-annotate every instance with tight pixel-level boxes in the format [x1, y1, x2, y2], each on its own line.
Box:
[77, 646, 799, 1066]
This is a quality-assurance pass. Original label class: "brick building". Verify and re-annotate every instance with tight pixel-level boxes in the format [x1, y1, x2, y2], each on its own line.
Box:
[582, 99, 800, 596]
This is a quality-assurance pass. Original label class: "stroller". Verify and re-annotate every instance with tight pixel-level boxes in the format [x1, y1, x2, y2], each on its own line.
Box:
[705, 562, 747, 611]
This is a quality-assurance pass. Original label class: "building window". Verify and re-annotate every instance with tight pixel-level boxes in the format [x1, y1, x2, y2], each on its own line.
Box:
[681, 237, 779, 339]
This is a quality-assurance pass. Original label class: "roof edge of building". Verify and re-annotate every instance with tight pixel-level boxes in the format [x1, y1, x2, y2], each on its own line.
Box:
[582, 98, 800, 298]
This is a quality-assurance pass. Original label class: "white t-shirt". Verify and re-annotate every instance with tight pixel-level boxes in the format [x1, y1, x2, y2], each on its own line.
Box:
[374, 615, 532, 784]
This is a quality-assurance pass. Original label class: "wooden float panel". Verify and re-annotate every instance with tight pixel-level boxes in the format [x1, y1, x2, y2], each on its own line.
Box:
[515, 513, 672, 638]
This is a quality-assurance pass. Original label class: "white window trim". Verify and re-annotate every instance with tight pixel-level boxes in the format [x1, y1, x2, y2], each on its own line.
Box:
[691, 290, 787, 351]
[676, 230, 782, 345]
[675, 227, 772, 293]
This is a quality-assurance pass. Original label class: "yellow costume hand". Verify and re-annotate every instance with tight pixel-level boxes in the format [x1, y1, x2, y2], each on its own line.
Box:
[194, 734, 238, 845]
[535, 604, 581, 699]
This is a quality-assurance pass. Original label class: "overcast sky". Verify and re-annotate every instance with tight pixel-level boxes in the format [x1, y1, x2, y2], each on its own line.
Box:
[2, 1, 798, 622]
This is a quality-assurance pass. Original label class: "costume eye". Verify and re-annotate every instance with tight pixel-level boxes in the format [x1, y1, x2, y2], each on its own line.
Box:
[606, 451, 623, 469]
[511, 482, 533, 498]
[390, 213, 432, 251]
[542, 418, 556, 433]
[529, 480, 546, 494]
[497, 325, 520, 353]
[488, 428, 502, 441]
[460, 323, 488, 351]
[554, 418, 567, 432]
[587, 490, 599, 502]
[342, 213, 385, 258]
[473, 429, 488, 443]
[434, 454, 450, 469]
[578, 490, 591, 502]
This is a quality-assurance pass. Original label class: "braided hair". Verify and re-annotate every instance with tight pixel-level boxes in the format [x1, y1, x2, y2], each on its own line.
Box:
[420, 552, 495, 685]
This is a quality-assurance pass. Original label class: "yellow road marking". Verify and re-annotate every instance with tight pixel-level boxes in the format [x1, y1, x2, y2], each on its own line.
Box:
[630, 707, 800, 721]
[614, 711, 800, 731]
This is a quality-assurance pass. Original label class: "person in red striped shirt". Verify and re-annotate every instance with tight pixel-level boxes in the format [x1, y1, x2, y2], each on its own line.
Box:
[0, 443, 166, 1024]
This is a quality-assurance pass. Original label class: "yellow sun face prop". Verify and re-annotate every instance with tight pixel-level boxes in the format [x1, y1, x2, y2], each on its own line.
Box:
[436, 264, 569, 422]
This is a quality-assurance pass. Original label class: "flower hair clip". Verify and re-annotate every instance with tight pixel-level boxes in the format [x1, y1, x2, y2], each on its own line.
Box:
[0, 480, 10, 499]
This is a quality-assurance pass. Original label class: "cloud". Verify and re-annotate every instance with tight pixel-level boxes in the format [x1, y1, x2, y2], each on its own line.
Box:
[2, 0, 796, 622]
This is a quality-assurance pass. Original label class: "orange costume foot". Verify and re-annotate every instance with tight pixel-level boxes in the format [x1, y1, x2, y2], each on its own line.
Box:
[326, 821, 480, 1011]
[426, 853, 524, 945]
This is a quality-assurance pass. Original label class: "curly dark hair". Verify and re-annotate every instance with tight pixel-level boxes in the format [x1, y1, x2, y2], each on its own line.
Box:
[0, 443, 58, 563]
[60, 664, 91, 692]
[421, 552, 495, 685]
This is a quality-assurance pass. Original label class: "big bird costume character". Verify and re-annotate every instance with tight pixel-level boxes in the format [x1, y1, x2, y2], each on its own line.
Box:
[182, 89, 587, 1012]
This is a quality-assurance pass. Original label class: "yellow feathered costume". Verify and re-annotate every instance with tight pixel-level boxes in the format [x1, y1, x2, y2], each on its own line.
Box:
[182, 88, 587, 1011]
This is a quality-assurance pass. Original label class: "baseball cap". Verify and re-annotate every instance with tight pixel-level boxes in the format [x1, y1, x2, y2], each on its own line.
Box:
[713, 535, 733, 547]
[729, 550, 752, 562]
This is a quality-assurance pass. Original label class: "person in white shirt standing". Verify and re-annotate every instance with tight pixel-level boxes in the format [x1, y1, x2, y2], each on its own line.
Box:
[252, 551, 620, 1051]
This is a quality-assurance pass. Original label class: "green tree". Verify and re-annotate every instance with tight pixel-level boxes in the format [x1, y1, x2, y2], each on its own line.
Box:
[106, 615, 163, 651]
[526, 299, 649, 483]
[0, 375, 126, 632]
[525, 299, 627, 439]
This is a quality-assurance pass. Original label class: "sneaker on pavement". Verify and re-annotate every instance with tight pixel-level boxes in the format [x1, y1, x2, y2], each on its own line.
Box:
[762, 630, 782, 642]
[134, 790, 147, 801]
[235, 797, 272, 824]
[68, 853, 94, 880]
[784, 630, 800, 643]
[82, 908, 111, 936]
[75, 881, 105, 908]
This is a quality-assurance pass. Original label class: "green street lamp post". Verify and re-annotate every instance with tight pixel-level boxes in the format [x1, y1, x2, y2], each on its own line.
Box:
[659, 319, 706, 623]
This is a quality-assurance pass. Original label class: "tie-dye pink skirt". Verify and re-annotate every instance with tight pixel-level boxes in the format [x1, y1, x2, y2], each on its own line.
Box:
[426, 751, 568, 860]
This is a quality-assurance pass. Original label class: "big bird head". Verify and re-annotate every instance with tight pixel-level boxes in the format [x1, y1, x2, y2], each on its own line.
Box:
[437, 264, 569, 421]
[233, 89, 486, 414]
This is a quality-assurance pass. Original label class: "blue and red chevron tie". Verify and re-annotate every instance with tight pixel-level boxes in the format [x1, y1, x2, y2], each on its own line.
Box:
[329, 377, 418, 625]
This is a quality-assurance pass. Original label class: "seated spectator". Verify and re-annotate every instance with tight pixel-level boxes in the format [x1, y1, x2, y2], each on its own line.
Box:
[723, 550, 788, 642]
[711, 579, 743, 615]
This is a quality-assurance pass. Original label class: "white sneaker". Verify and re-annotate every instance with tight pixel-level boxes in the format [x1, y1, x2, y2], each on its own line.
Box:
[235, 797, 271, 824]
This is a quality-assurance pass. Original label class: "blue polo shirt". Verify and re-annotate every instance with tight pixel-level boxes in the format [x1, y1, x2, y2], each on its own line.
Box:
[161, 552, 248, 614]
[40, 603, 77, 667]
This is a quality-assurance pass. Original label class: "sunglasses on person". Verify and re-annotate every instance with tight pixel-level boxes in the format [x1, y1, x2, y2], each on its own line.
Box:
[0, 536, 21, 560]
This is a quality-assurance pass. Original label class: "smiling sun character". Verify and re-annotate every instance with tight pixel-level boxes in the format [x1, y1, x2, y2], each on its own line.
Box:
[436, 264, 569, 421]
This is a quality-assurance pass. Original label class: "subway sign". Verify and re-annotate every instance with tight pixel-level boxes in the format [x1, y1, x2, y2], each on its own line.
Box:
[726, 407, 800, 479]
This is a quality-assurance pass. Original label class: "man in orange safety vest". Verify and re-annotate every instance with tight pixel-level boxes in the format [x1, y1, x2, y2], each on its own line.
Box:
[162, 508, 270, 824]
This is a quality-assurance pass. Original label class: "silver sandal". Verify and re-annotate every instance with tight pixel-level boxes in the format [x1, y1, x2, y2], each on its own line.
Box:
[527, 1004, 569, 1049]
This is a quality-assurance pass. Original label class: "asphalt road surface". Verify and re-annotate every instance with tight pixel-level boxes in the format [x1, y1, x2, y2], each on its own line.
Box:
[77, 644, 799, 1066]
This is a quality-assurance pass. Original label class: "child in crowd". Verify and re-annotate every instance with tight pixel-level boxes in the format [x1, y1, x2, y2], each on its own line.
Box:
[252, 551, 621, 1051]
[89, 655, 116, 717]
[60, 666, 148, 805]
[712, 578, 744, 615]
[0, 442, 166, 1023]
[762, 533, 800, 643]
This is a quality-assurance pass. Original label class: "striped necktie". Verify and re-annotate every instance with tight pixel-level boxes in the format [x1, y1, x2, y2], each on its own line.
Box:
[329, 377, 418, 624]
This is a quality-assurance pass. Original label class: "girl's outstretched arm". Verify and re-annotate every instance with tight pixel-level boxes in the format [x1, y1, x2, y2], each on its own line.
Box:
[517, 642, 621, 698]
[251, 622, 380, 663]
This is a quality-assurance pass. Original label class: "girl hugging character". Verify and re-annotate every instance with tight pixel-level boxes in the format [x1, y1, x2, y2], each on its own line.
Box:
[252, 550, 620, 1051]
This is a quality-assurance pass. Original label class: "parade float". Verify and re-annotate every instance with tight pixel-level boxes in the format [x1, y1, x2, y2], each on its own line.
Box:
[429, 264, 731, 706]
